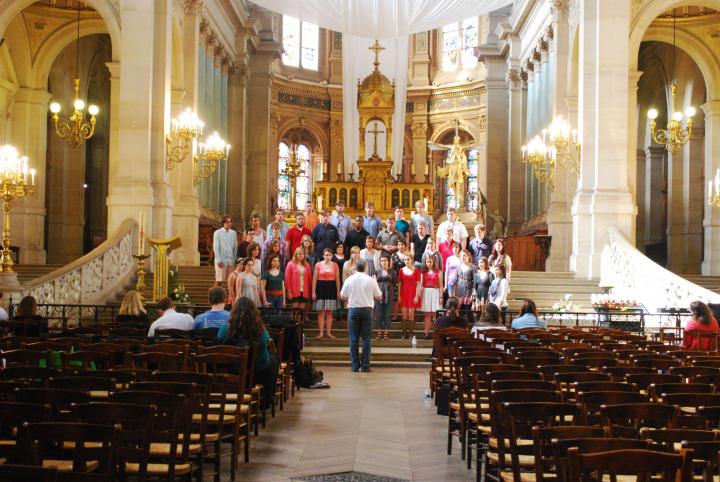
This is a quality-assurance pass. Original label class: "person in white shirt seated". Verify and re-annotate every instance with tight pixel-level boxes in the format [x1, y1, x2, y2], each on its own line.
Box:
[147, 297, 194, 337]
[511, 299, 547, 331]
[0, 292, 8, 322]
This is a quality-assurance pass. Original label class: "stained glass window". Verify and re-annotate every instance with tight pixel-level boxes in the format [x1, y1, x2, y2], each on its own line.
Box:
[278, 142, 312, 211]
[441, 17, 479, 71]
[282, 16, 319, 71]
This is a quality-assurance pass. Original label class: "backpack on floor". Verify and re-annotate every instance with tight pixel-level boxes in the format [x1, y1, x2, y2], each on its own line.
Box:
[295, 355, 324, 388]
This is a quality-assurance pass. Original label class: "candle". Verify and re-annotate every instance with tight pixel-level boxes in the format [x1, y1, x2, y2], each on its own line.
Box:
[423, 197, 428, 211]
[30, 169, 35, 186]
[424, 164, 429, 176]
[318, 195, 323, 211]
[323, 163, 328, 174]
[138, 211, 145, 255]
[411, 163, 416, 176]
[337, 163, 342, 174]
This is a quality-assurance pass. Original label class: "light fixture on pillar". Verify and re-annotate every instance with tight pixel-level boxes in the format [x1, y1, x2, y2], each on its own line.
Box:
[193, 132, 229, 185]
[166, 108, 204, 171]
[546, 116, 580, 175]
[48, 4, 99, 148]
[708, 169, 720, 208]
[521, 135, 554, 190]
[280, 143, 306, 210]
[0, 145, 36, 273]
[646, 11, 696, 154]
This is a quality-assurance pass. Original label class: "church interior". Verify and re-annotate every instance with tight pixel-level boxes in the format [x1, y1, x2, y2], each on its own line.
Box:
[0, 0, 720, 480]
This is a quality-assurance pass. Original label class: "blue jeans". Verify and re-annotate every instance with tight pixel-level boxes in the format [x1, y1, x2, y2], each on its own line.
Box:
[375, 301, 392, 330]
[267, 295, 283, 309]
[348, 307, 373, 371]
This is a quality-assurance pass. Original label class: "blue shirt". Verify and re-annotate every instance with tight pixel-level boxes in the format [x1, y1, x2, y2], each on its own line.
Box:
[266, 221, 289, 241]
[330, 213, 352, 242]
[193, 309, 230, 330]
[511, 314, 547, 330]
[394, 219, 410, 238]
[213, 228, 238, 265]
[363, 216, 383, 239]
[469, 236, 493, 264]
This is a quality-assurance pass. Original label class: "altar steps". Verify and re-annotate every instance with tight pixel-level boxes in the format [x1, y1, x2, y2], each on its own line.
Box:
[683, 275, 720, 295]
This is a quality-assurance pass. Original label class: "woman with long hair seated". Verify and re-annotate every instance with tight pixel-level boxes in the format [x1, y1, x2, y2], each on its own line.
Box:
[684, 301, 719, 350]
[434, 297, 468, 330]
[116, 290, 148, 325]
[12, 295, 46, 336]
[217, 297, 279, 406]
[511, 298, 546, 330]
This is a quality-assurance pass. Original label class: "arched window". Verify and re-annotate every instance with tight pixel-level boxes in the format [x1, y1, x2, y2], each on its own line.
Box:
[278, 142, 312, 211]
[441, 17, 479, 71]
[282, 16, 319, 71]
[444, 148, 479, 211]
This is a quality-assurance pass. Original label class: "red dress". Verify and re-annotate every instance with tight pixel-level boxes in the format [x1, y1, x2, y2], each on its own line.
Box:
[683, 317, 719, 350]
[398, 267, 421, 308]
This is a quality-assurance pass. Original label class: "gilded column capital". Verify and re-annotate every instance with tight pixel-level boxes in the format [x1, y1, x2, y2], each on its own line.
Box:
[184, 0, 203, 16]
[411, 121, 427, 138]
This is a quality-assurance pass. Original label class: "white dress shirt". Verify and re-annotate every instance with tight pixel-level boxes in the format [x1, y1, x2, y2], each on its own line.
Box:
[147, 309, 194, 337]
[340, 272, 382, 308]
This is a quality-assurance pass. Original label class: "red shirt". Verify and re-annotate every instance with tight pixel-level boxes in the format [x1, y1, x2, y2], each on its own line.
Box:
[684, 317, 719, 350]
[438, 240, 455, 270]
[285, 226, 311, 258]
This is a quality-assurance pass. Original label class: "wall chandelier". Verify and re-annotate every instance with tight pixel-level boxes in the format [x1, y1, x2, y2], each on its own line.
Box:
[521, 116, 580, 191]
[193, 132, 229, 185]
[48, 4, 99, 148]
[646, 11, 696, 154]
[166, 108, 204, 171]
[708, 170, 720, 208]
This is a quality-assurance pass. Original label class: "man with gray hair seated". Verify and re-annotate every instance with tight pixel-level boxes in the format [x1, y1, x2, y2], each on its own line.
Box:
[340, 258, 382, 372]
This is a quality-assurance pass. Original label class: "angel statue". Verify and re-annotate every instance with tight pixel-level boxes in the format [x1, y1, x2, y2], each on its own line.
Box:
[430, 120, 483, 212]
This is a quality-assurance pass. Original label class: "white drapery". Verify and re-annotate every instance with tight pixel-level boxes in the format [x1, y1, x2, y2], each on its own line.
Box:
[253, 0, 511, 178]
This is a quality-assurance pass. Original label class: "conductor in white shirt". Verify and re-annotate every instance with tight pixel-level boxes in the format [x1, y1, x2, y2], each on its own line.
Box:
[147, 297, 194, 337]
[340, 259, 382, 372]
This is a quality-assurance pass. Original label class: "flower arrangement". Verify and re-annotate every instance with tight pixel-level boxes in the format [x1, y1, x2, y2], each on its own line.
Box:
[591, 294, 637, 311]
[552, 294, 575, 312]
[168, 269, 191, 304]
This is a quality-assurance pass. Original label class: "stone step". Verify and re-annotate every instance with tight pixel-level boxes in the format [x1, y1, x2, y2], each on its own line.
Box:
[303, 345, 432, 365]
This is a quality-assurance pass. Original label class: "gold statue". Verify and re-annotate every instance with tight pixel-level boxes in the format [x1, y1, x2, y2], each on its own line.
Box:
[432, 121, 477, 210]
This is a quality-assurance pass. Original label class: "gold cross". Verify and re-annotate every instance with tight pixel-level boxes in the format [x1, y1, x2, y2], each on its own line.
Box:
[369, 40, 385, 72]
[369, 122, 385, 157]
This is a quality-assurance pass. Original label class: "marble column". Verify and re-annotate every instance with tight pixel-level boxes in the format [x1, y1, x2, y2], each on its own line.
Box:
[685, 130, 704, 274]
[170, 2, 202, 266]
[635, 148, 646, 247]
[643, 145, 666, 247]
[8, 87, 51, 264]
[409, 32, 431, 86]
[226, 62, 248, 223]
[484, 61, 509, 222]
[506, 65, 524, 235]
[410, 118, 428, 185]
[106, 0, 163, 240]
[570, 0, 636, 279]
[702, 100, 720, 274]
[666, 147, 685, 273]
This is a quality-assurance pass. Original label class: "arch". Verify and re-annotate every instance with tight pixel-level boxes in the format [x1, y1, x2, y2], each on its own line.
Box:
[630, 0, 720, 97]
[0, 0, 120, 62]
[278, 119, 329, 155]
[31, 18, 110, 88]
[428, 119, 479, 145]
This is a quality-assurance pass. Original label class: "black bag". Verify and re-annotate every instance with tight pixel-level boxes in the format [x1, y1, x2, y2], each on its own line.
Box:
[295, 355, 324, 388]
[436, 382, 451, 416]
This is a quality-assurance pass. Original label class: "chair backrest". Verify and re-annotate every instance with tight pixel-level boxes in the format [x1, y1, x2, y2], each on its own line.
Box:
[492, 380, 556, 392]
[573, 381, 638, 394]
[194, 352, 249, 410]
[634, 358, 682, 371]
[0, 366, 60, 387]
[540, 365, 590, 380]
[24, 422, 121, 478]
[15, 388, 91, 420]
[640, 428, 717, 452]
[577, 390, 647, 411]
[0, 464, 58, 482]
[669, 366, 720, 379]
[553, 438, 652, 482]
[603, 366, 655, 381]
[566, 448, 693, 482]
[601, 403, 679, 437]
[48, 377, 114, 394]
[0, 402, 49, 463]
[132, 352, 188, 372]
[0, 349, 47, 366]
[626, 373, 683, 389]
[83, 342, 128, 367]
[650, 383, 714, 401]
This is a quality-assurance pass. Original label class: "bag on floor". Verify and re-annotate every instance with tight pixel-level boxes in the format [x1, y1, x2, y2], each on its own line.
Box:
[436, 382, 451, 416]
[295, 355, 324, 388]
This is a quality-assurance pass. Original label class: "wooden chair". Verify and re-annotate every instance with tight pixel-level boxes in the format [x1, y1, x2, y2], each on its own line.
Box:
[0, 366, 60, 387]
[603, 366, 655, 381]
[22, 422, 121, 480]
[600, 403, 679, 438]
[634, 358, 682, 371]
[73, 402, 155, 482]
[662, 393, 720, 427]
[132, 352, 188, 372]
[577, 391, 647, 423]
[640, 427, 717, 452]
[698, 405, 720, 429]
[539, 365, 590, 381]
[0, 465, 58, 481]
[15, 389, 91, 421]
[660, 326, 684, 346]
[566, 447, 693, 482]
[649, 383, 715, 402]
[109, 390, 193, 480]
[47, 377, 115, 401]
[669, 366, 720, 380]
[0, 349, 48, 367]
[553, 438, 652, 482]
[681, 440, 720, 482]
[0, 402, 49, 465]
[572, 381, 638, 394]
[530, 426, 606, 482]
[625, 373, 682, 391]
[109, 326, 146, 338]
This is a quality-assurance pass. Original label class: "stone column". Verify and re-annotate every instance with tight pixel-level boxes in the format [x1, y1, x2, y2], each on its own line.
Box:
[106, 0, 163, 239]
[685, 130, 704, 274]
[644, 145, 665, 247]
[409, 32, 431, 86]
[410, 119, 428, 184]
[170, 1, 202, 266]
[666, 147, 685, 273]
[506, 65, 524, 235]
[546, 5, 573, 271]
[570, 0, 636, 279]
[226, 62, 248, 223]
[8, 88, 50, 264]
[702, 100, 720, 274]
[328, 32, 343, 85]
[635, 148, 646, 247]
[483, 61, 509, 220]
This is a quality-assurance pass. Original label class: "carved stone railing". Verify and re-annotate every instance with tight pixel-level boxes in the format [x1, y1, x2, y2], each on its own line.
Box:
[21, 219, 137, 307]
[604, 226, 720, 313]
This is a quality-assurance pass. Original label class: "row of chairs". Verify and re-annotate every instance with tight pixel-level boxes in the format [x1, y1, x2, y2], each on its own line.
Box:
[432, 326, 720, 482]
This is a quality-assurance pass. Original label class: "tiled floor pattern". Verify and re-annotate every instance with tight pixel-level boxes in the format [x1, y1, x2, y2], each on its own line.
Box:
[237, 366, 475, 482]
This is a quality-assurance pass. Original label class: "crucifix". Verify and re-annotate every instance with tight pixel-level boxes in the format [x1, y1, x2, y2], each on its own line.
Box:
[368, 122, 385, 158]
[369, 39, 385, 72]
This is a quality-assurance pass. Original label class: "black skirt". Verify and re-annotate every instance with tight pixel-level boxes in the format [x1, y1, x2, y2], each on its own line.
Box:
[316, 280, 338, 300]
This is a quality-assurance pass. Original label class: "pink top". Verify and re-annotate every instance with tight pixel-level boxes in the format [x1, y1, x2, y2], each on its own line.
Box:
[438, 240, 455, 270]
[227, 271, 239, 302]
[285, 261, 313, 299]
[422, 270, 441, 289]
[684, 317, 719, 350]
[315, 261, 339, 281]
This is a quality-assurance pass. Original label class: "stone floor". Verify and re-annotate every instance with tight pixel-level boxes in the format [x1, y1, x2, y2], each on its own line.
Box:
[235, 366, 475, 482]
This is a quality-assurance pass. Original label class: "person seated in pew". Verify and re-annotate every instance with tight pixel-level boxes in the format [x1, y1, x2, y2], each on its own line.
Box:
[9, 295, 46, 336]
[511, 298, 547, 331]
[683, 300, 719, 350]
[193, 286, 230, 330]
[147, 297, 194, 337]
[434, 297, 469, 330]
[471, 303, 505, 335]
[115, 289, 148, 325]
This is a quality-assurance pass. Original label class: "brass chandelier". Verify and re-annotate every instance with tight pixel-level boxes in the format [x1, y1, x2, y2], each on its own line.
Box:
[193, 132, 229, 185]
[48, 4, 99, 148]
[646, 11, 696, 154]
[522, 116, 580, 192]
[166, 108, 204, 171]
[522, 135, 554, 190]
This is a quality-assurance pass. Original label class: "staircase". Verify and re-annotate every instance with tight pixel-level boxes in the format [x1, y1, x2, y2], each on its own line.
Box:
[13, 265, 64, 285]
[506, 271, 597, 311]
[683, 275, 720, 296]
[139, 266, 217, 304]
